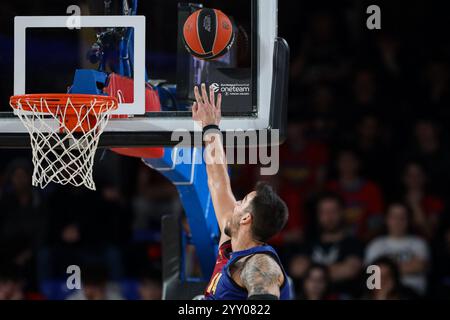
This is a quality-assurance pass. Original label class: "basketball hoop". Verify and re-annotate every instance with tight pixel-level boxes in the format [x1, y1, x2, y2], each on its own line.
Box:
[10, 94, 118, 190]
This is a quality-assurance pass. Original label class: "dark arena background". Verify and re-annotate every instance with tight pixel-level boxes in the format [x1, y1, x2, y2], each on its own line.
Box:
[0, 0, 450, 304]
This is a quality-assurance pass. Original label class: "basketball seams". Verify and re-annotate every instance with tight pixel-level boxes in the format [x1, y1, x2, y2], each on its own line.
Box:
[183, 10, 206, 56]
[212, 9, 219, 57]
[214, 33, 235, 60]
[198, 8, 217, 56]
[223, 20, 234, 51]
[212, 10, 233, 58]
[221, 13, 234, 52]
[195, 10, 206, 54]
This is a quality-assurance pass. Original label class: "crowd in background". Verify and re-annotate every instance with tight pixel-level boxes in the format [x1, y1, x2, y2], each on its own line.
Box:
[1, 0, 450, 299]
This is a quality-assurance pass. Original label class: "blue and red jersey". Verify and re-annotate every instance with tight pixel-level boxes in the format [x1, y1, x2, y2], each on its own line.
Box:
[204, 241, 292, 300]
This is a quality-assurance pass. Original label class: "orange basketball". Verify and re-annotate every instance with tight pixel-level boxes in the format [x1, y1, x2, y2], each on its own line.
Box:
[183, 8, 234, 60]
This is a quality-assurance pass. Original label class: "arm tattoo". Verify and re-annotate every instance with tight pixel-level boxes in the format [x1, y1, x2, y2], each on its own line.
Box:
[240, 254, 283, 297]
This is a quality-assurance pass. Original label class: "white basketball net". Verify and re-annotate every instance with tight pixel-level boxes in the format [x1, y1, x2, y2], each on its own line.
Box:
[11, 96, 117, 191]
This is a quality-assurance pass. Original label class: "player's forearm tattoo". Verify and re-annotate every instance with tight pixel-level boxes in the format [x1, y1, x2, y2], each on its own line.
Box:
[240, 254, 282, 297]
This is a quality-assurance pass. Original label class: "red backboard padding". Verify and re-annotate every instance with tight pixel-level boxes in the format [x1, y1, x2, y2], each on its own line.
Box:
[106, 73, 164, 159]
[105, 73, 161, 113]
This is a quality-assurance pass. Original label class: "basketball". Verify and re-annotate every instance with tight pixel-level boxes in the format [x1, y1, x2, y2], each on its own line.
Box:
[183, 8, 234, 60]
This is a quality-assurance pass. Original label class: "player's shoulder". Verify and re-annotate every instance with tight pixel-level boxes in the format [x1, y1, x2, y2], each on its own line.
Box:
[244, 253, 284, 278]
[239, 252, 285, 294]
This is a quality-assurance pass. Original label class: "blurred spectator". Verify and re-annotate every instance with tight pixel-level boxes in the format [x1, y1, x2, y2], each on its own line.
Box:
[365, 203, 430, 296]
[342, 68, 390, 127]
[291, 11, 349, 87]
[121, 165, 177, 278]
[350, 69, 379, 117]
[0, 264, 24, 300]
[307, 84, 339, 142]
[400, 162, 444, 238]
[0, 263, 45, 300]
[276, 120, 329, 244]
[371, 32, 412, 105]
[0, 159, 46, 289]
[38, 185, 125, 282]
[417, 59, 450, 121]
[0, 159, 46, 245]
[345, 114, 391, 188]
[375, 33, 403, 80]
[66, 265, 124, 300]
[289, 193, 363, 298]
[298, 264, 335, 300]
[425, 60, 449, 106]
[138, 269, 162, 300]
[132, 164, 180, 237]
[363, 257, 418, 300]
[326, 149, 384, 240]
[402, 119, 450, 195]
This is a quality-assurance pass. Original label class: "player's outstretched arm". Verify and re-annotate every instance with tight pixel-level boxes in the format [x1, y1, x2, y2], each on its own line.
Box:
[240, 254, 284, 300]
[192, 83, 236, 241]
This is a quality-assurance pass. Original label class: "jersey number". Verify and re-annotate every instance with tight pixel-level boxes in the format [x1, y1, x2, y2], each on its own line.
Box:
[206, 273, 222, 295]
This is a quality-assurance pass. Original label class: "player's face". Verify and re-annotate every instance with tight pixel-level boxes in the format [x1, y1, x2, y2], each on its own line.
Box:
[224, 191, 256, 237]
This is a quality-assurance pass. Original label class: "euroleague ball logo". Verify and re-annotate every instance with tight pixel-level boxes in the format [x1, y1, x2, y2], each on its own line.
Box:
[210, 83, 220, 93]
[203, 15, 212, 32]
[222, 21, 230, 30]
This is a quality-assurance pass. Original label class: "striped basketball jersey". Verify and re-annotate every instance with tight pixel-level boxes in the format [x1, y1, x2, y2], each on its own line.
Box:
[204, 241, 291, 300]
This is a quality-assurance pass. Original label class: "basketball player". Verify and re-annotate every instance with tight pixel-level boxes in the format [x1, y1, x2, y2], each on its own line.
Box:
[192, 84, 291, 300]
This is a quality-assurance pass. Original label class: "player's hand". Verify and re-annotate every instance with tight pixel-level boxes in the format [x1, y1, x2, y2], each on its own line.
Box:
[192, 83, 222, 128]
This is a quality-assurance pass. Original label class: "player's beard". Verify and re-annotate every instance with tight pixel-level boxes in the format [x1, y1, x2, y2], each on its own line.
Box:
[224, 224, 232, 237]
[224, 219, 234, 237]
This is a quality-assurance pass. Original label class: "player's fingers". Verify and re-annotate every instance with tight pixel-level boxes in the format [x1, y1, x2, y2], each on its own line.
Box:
[216, 93, 222, 112]
[194, 86, 203, 105]
[209, 85, 215, 107]
[192, 102, 198, 114]
[201, 83, 209, 105]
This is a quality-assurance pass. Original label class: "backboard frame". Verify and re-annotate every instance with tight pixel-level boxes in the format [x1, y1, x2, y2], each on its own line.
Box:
[0, 0, 287, 148]
[14, 15, 147, 115]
